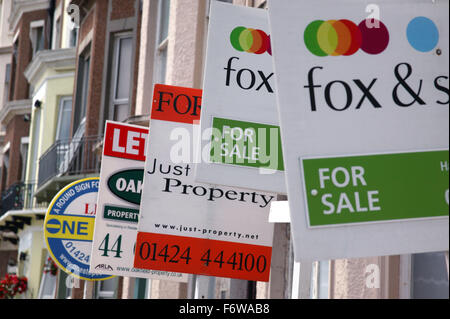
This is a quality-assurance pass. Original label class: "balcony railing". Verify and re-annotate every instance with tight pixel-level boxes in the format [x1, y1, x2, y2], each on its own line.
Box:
[0, 182, 38, 216]
[37, 136, 102, 188]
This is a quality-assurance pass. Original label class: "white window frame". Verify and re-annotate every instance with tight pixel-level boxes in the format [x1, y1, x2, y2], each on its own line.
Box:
[30, 20, 45, 56]
[73, 49, 91, 136]
[153, 0, 170, 85]
[96, 277, 119, 299]
[52, 1, 62, 49]
[2, 141, 10, 154]
[311, 260, 330, 299]
[29, 107, 41, 182]
[13, 29, 20, 45]
[80, 55, 90, 124]
[37, 254, 58, 299]
[55, 96, 73, 141]
[68, 27, 79, 48]
[109, 32, 133, 122]
[20, 136, 29, 182]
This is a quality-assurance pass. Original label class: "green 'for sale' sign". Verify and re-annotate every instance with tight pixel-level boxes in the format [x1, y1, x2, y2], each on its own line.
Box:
[210, 117, 284, 171]
[302, 150, 449, 227]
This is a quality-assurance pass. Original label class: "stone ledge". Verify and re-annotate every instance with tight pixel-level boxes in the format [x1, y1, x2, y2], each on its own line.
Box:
[0, 99, 32, 126]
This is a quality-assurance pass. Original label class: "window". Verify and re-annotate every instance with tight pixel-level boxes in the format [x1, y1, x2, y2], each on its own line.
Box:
[79, 56, 90, 125]
[38, 254, 57, 299]
[29, 108, 41, 182]
[66, 51, 90, 176]
[9, 40, 18, 101]
[134, 278, 147, 299]
[35, 27, 45, 52]
[412, 252, 449, 299]
[55, 97, 73, 178]
[56, 271, 72, 299]
[1, 148, 9, 191]
[73, 49, 90, 136]
[53, 17, 61, 49]
[109, 33, 133, 122]
[311, 261, 329, 299]
[3, 63, 10, 105]
[96, 277, 119, 299]
[20, 137, 29, 182]
[69, 27, 78, 48]
[154, 0, 170, 84]
[56, 97, 73, 141]
[30, 21, 45, 56]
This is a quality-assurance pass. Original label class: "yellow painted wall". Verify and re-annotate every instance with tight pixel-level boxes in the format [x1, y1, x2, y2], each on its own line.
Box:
[41, 76, 75, 156]
[25, 72, 75, 184]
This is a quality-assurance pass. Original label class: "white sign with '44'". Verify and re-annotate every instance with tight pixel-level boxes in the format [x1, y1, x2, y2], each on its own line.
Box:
[89, 121, 188, 282]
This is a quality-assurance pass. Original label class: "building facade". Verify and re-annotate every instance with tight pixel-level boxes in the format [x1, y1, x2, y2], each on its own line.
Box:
[0, 0, 15, 281]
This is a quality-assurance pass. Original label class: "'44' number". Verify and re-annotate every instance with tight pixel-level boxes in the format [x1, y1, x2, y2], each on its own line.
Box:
[99, 234, 123, 258]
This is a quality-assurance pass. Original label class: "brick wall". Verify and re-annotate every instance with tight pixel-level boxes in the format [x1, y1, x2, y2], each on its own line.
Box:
[10, 10, 50, 101]
[130, 1, 141, 116]
[110, 0, 135, 21]
[2, 115, 30, 190]
[71, 0, 140, 137]
[0, 250, 18, 278]
[84, 0, 107, 137]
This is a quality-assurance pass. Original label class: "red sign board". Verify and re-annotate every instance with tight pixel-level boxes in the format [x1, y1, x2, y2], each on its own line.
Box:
[151, 84, 202, 124]
[134, 232, 272, 282]
[103, 122, 148, 162]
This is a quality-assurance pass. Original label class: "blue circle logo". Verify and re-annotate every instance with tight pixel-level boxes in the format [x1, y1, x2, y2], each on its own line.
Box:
[407, 17, 439, 52]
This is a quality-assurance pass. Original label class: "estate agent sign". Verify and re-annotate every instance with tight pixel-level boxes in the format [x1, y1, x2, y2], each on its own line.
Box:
[134, 85, 275, 281]
[90, 121, 187, 281]
[268, 0, 449, 260]
[195, 1, 286, 194]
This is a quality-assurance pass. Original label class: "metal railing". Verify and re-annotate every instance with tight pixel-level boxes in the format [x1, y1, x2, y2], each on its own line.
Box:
[0, 182, 38, 216]
[37, 136, 102, 188]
